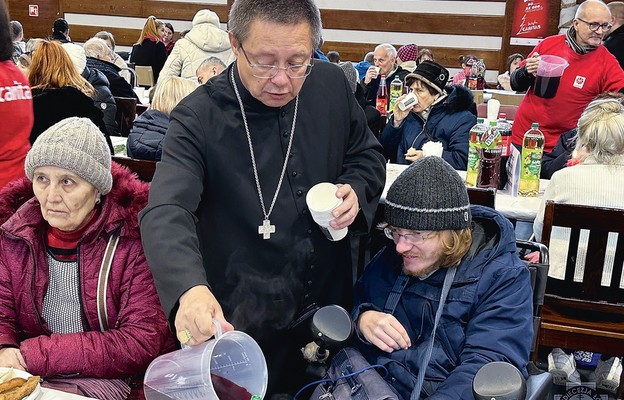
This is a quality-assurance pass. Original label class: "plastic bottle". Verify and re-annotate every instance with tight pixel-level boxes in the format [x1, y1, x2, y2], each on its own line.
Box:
[468, 63, 478, 90]
[496, 113, 513, 190]
[476, 59, 486, 90]
[518, 122, 545, 197]
[376, 75, 388, 116]
[465, 118, 487, 187]
[389, 76, 403, 111]
[477, 120, 502, 189]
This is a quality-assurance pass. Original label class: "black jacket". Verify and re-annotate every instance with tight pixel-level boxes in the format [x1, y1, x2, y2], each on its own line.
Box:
[541, 128, 576, 179]
[126, 109, 169, 161]
[130, 39, 168, 82]
[86, 57, 140, 102]
[82, 67, 118, 136]
[31, 86, 113, 153]
[604, 25, 624, 70]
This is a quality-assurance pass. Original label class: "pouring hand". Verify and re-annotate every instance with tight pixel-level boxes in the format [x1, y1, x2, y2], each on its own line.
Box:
[358, 310, 411, 352]
[175, 285, 234, 346]
[525, 53, 540, 76]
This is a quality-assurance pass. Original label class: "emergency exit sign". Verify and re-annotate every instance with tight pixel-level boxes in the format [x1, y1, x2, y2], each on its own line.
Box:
[28, 5, 38, 17]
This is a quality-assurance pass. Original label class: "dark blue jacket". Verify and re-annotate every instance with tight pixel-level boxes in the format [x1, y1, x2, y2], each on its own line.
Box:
[126, 109, 169, 161]
[353, 205, 533, 399]
[380, 85, 475, 169]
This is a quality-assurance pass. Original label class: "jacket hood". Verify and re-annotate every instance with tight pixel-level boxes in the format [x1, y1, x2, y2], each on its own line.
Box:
[186, 10, 231, 52]
[437, 84, 474, 114]
[0, 163, 149, 240]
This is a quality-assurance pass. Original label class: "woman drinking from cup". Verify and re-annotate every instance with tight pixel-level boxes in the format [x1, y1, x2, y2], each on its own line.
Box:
[380, 60, 476, 169]
[0, 117, 174, 400]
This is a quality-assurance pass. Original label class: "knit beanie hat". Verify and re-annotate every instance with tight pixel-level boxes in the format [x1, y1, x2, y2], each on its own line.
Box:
[25, 117, 113, 195]
[338, 61, 358, 94]
[404, 60, 449, 95]
[385, 157, 471, 231]
[62, 42, 87, 74]
[397, 44, 419, 62]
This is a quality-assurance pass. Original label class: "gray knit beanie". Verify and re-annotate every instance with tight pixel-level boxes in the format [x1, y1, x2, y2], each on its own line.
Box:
[25, 117, 113, 195]
[385, 157, 471, 231]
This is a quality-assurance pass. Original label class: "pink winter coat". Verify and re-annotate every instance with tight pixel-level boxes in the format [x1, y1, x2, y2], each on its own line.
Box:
[0, 163, 174, 379]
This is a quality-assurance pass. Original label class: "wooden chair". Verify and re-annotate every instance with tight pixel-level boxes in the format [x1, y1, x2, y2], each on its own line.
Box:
[467, 186, 496, 209]
[112, 156, 156, 182]
[135, 65, 154, 87]
[538, 201, 624, 396]
[113, 96, 137, 137]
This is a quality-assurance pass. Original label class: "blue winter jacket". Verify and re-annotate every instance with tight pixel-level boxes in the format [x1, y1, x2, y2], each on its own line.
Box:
[353, 205, 533, 399]
[126, 109, 169, 161]
[380, 85, 476, 169]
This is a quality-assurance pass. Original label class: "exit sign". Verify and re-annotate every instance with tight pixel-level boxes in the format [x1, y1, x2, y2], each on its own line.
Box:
[28, 5, 38, 17]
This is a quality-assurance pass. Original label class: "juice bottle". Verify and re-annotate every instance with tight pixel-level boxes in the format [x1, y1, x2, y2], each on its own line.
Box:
[465, 118, 487, 187]
[389, 76, 403, 111]
[518, 123, 545, 197]
[376, 75, 388, 116]
[477, 120, 502, 189]
[496, 113, 513, 190]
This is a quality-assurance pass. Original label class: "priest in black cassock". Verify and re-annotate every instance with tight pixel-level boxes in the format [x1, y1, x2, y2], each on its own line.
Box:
[139, 0, 386, 395]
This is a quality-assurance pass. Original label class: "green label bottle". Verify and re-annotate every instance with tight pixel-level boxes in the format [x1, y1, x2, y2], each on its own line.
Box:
[466, 118, 486, 187]
[389, 76, 403, 111]
[518, 122, 545, 197]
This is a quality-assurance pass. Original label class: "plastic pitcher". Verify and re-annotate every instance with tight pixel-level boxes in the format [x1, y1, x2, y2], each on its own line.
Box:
[144, 322, 268, 400]
[534, 55, 569, 98]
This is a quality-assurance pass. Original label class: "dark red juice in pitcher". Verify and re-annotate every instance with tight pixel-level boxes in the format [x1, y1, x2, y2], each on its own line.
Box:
[211, 374, 253, 400]
[534, 75, 561, 99]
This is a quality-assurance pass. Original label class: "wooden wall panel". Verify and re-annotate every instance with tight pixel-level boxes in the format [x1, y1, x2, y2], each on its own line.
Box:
[320, 10, 505, 36]
[7, 0, 60, 40]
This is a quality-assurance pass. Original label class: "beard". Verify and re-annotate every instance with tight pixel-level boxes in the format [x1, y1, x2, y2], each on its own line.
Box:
[400, 252, 444, 278]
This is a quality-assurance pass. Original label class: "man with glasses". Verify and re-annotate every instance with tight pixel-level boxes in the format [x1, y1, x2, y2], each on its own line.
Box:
[510, 0, 624, 161]
[139, 0, 386, 396]
[604, 1, 624, 69]
[353, 156, 533, 399]
[361, 43, 410, 108]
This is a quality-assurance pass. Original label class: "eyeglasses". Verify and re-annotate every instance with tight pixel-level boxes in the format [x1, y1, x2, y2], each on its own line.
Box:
[576, 18, 612, 32]
[384, 227, 434, 245]
[239, 45, 313, 79]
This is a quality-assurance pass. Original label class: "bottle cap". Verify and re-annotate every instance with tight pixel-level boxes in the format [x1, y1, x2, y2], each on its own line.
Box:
[531, 122, 539, 128]
[498, 112, 507, 119]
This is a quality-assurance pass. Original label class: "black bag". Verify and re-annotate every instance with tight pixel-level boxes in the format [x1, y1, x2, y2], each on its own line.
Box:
[309, 347, 399, 400]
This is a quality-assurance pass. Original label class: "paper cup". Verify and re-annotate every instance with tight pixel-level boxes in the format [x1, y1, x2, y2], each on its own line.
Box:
[306, 183, 348, 241]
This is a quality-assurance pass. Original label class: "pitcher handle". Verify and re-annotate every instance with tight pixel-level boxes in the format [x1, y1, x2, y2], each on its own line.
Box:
[212, 317, 223, 339]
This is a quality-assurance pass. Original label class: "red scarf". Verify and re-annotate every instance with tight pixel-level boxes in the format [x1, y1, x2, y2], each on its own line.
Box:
[45, 208, 100, 261]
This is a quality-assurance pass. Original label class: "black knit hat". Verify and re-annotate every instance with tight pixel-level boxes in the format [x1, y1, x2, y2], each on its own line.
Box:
[385, 157, 471, 231]
[404, 60, 449, 95]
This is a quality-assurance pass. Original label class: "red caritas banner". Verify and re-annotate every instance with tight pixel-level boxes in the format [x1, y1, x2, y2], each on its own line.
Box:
[510, 0, 550, 46]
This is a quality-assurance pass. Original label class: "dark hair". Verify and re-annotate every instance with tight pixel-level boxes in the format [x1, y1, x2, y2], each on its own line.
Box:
[0, 2, 12, 61]
[416, 48, 434, 65]
[458, 54, 477, 66]
[165, 22, 174, 33]
[229, 0, 322, 49]
[506, 53, 524, 71]
[53, 18, 69, 34]
[327, 51, 340, 63]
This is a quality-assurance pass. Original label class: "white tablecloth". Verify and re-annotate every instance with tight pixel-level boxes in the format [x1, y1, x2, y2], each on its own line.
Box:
[382, 163, 549, 222]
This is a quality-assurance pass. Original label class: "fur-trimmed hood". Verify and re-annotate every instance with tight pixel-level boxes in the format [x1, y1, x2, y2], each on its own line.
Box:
[438, 84, 475, 114]
[0, 162, 148, 240]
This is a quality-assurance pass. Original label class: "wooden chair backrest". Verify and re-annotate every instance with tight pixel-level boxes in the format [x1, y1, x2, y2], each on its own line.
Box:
[113, 96, 137, 137]
[112, 157, 156, 182]
[476, 103, 518, 120]
[467, 187, 496, 209]
[135, 65, 154, 87]
[541, 200, 624, 310]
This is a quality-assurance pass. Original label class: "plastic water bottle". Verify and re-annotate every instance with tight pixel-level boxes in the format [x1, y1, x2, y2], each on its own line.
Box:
[376, 74, 388, 116]
[497, 113, 513, 190]
[477, 120, 502, 189]
[389, 76, 403, 111]
[518, 122, 545, 197]
[465, 118, 487, 187]
[476, 59, 486, 90]
[468, 63, 478, 90]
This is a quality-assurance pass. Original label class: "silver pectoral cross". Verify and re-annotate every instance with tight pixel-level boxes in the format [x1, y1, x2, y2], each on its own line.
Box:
[258, 219, 276, 239]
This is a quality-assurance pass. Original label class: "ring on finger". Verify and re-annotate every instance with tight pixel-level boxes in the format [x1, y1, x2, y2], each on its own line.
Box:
[178, 329, 193, 345]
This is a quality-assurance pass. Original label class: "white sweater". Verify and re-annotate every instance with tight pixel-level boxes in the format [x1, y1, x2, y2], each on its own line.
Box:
[533, 159, 624, 286]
